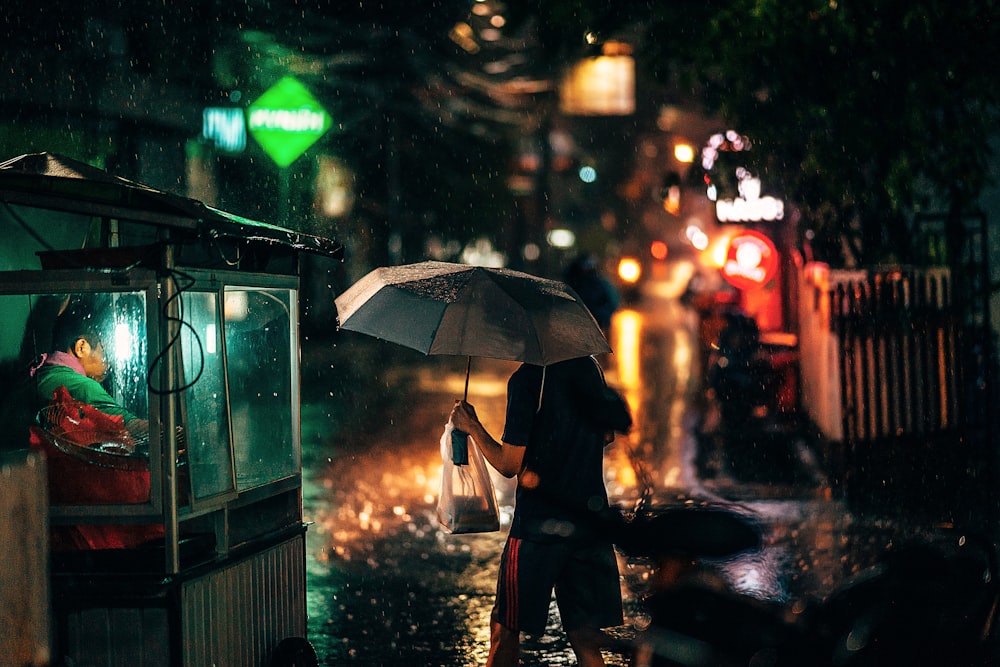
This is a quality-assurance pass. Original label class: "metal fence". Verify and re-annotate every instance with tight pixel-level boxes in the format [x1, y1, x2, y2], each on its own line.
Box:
[797, 262, 997, 500]
[831, 267, 960, 444]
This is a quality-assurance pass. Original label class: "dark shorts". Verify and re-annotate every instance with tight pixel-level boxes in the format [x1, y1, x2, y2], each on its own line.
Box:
[493, 536, 624, 636]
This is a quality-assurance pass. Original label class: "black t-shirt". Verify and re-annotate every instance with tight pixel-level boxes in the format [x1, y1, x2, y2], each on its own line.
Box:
[502, 356, 631, 543]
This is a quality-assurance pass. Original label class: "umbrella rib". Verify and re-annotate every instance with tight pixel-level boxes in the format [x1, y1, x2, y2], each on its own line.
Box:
[464, 356, 471, 401]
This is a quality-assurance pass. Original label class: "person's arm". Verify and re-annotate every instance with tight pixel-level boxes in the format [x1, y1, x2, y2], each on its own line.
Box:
[124, 417, 149, 439]
[41, 369, 148, 450]
[76, 382, 149, 451]
[67, 375, 140, 422]
[449, 400, 525, 478]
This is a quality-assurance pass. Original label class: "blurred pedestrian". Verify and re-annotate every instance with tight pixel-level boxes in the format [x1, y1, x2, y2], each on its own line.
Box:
[564, 254, 620, 333]
[450, 355, 632, 667]
[707, 311, 772, 434]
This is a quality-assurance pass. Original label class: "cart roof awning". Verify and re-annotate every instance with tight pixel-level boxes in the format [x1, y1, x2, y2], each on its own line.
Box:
[0, 152, 344, 259]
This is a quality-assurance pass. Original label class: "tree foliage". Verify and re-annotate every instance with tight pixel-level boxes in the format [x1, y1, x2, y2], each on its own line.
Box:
[639, 0, 1000, 267]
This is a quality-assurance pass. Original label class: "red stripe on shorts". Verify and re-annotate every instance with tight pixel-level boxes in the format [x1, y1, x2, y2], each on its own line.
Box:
[504, 537, 521, 629]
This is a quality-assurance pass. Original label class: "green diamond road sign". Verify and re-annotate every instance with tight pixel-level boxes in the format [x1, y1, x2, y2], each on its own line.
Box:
[247, 76, 332, 168]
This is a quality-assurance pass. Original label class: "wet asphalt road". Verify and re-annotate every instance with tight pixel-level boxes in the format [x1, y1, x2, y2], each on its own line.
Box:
[300, 345, 621, 666]
[297, 273, 974, 666]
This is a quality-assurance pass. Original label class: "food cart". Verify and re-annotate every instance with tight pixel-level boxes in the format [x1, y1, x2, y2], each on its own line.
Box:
[0, 152, 342, 666]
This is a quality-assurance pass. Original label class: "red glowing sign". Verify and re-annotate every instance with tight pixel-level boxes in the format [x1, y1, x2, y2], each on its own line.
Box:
[721, 230, 778, 290]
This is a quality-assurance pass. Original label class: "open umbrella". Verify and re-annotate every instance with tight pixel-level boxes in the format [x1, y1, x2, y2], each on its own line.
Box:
[334, 261, 611, 398]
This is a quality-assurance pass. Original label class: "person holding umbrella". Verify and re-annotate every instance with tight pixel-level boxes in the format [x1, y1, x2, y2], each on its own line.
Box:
[336, 261, 630, 664]
[450, 354, 632, 667]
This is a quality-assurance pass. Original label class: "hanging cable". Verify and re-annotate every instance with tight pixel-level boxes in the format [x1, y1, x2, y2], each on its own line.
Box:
[147, 267, 205, 395]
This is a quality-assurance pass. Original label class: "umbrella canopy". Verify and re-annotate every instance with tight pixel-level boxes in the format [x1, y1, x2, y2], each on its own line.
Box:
[335, 261, 611, 369]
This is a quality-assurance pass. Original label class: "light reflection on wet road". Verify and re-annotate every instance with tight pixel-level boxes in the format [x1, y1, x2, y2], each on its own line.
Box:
[299, 261, 893, 665]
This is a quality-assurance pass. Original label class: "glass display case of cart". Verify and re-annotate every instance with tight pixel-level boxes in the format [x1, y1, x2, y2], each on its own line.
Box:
[0, 152, 343, 667]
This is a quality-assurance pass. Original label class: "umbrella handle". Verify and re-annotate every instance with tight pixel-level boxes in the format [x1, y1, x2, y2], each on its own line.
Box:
[464, 356, 471, 401]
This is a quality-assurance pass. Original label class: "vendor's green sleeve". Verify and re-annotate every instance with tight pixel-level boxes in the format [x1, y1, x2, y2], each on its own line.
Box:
[36, 365, 139, 422]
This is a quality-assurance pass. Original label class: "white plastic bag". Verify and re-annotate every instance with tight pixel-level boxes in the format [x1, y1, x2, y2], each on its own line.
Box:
[436, 422, 500, 534]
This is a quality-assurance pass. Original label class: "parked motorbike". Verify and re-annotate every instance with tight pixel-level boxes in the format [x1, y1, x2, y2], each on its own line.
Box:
[623, 513, 999, 667]
[705, 311, 777, 435]
[699, 311, 816, 484]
